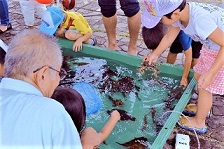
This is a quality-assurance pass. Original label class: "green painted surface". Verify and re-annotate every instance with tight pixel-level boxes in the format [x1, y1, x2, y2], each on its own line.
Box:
[58, 38, 196, 149]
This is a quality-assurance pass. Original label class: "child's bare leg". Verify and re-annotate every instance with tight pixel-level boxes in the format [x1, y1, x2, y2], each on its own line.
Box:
[167, 52, 177, 64]
[83, 39, 92, 45]
[186, 88, 212, 128]
[127, 11, 141, 56]
[102, 14, 118, 51]
[184, 72, 212, 128]
[191, 58, 199, 68]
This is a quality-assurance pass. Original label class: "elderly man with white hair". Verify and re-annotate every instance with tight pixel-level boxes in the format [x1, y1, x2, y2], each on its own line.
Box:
[0, 29, 99, 149]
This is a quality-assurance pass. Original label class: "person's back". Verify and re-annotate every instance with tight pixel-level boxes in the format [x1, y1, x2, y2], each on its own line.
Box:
[1, 87, 79, 148]
[0, 29, 82, 149]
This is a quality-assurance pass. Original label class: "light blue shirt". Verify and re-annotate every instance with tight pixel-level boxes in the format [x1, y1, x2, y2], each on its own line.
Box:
[0, 78, 82, 149]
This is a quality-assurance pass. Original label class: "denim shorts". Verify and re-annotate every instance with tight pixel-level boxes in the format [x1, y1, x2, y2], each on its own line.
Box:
[98, 0, 140, 17]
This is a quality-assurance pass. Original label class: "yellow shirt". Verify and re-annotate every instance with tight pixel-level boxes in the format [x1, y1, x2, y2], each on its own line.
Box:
[62, 11, 92, 35]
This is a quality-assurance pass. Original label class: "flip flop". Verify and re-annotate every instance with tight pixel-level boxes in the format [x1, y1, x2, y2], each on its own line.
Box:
[0, 23, 12, 34]
[183, 103, 210, 118]
[89, 38, 97, 46]
[73, 82, 102, 116]
[177, 116, 207, 134]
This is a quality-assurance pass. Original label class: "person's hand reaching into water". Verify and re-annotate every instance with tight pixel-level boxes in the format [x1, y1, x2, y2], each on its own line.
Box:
[143, 52, 159, 65]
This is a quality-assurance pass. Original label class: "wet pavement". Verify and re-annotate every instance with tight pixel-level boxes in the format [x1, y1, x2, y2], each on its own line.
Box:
[1, 0, 224, 148]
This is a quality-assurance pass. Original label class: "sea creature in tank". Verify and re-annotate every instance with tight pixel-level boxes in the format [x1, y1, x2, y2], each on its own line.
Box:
[116, 137, 148, 149]
[107, 109, 136, 121]
[168, 85, 185, 100]
[72, 61, 89, 66]
[141, 114, 148, 132]
[99, 68, 138, 96]
[108, 95, 124, 107]
[59, 56, 76, 87]
[164, 85, 185, 110]
[137, 61, 160, 78]
[150, 107, 163, 133]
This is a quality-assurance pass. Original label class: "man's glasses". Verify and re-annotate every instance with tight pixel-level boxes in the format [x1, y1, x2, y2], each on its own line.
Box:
[33, 65, 67, 80]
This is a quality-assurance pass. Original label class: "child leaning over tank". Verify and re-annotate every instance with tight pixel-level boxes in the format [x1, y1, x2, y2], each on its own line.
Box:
[51, 86, 120, 148]
[40, 6, 96, 52]
[142, 0, 224, 134]
[142, 22, 202, 87]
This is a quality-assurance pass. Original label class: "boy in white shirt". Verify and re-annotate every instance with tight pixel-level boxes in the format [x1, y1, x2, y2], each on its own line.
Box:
[142, 0, 224, 133]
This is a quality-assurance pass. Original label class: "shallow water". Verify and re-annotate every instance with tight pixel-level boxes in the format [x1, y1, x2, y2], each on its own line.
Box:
[61, 55, 184, 148]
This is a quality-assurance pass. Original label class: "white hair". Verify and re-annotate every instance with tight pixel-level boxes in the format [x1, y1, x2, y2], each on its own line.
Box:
[4, 29, 63, 80]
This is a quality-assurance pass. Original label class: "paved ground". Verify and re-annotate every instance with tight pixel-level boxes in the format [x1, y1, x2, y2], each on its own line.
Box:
[1, 0, 224, 148]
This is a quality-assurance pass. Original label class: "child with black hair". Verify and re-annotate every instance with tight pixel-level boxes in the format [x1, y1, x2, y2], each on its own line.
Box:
[51, 86, 120, 147]
[142, 22, 202, 87]
[142, 0, 224, 133]
[0, 39, 7, 79]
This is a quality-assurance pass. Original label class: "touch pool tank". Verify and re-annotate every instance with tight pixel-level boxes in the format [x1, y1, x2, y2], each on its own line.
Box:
[58, 38, 196, 149]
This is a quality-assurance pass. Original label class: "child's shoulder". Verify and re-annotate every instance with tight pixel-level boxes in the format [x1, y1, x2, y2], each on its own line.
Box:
[66, 11, 83, 16]
[189, 2, 223, 14]
[178, 31, 191, 39]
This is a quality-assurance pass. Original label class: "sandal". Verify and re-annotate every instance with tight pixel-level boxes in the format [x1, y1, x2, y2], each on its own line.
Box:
[177, 116, 207, 134]
[0, 23, 12, 34]
[89, 38, 97, 46]
[183, 103, 210, 118]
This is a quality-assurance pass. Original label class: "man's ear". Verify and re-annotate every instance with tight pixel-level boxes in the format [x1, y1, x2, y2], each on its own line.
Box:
[35, 66, 49, 87]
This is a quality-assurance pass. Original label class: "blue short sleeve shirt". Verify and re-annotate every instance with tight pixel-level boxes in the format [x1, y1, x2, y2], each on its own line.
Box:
[177, 30, 192, 51]
[0, 78, 82, 149]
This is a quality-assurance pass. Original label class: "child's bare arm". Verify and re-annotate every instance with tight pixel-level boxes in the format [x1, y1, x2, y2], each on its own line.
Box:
[72, 32, 92, 52]
[181, 48, 193, 87]
[145, 26, 180, 64]
[98, 110, 120, 143]
[81, 127, 100, 149]
[198, 27, 224, 88]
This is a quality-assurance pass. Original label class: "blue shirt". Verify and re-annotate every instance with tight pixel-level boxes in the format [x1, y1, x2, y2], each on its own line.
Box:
[176, 30, 192, 51]
[0, 78, 82, 149]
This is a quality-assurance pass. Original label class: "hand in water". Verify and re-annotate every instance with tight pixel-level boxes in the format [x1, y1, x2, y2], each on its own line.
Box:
[143, 53, 159, 65]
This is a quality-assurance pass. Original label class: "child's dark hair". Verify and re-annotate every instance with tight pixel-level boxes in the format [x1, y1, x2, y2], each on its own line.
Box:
[0, 47, 6, 65]
[142, 22, 166, 50]
[164, 0, 187, 19]
[51, 86, 86, 134]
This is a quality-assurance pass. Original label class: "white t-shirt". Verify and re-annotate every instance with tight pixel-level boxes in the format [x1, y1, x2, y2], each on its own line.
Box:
[173, 2, 224, 50]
